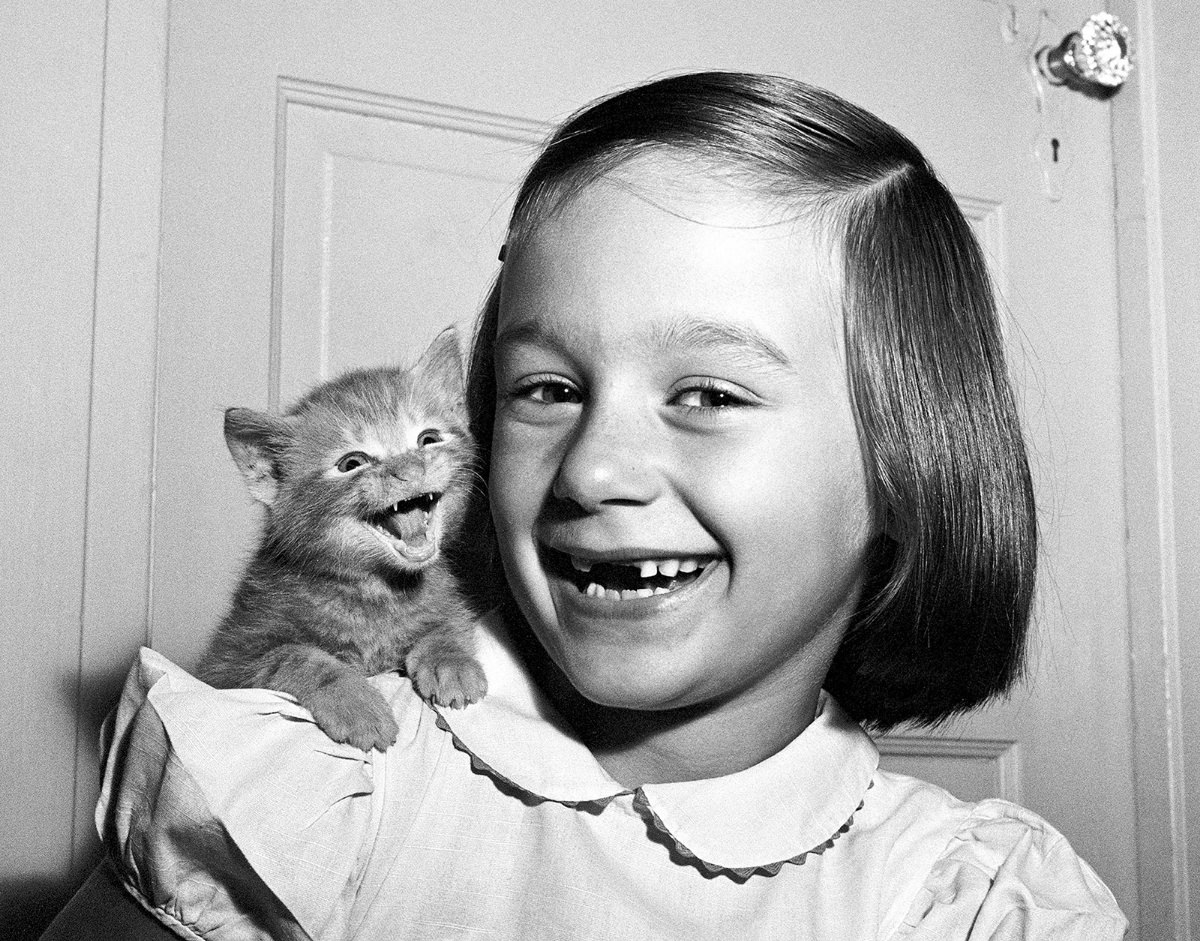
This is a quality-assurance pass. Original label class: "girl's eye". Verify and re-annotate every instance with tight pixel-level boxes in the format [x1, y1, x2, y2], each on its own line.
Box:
[515, 378, 582, 405]
[336, 451, 372, 473]
[417, 429, 443, 448]
[672, 384, 749, 410]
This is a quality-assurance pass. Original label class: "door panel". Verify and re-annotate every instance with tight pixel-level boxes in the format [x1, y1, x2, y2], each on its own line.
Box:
[878, 735, 1021, 805]
[276, 81, 542, 403]
[147, 0, 1138, 930]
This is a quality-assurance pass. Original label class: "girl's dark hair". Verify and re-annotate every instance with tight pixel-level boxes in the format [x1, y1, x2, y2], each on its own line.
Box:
[466, 71, 1037, 731]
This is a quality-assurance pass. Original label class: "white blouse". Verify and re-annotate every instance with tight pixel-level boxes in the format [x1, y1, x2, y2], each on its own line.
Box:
[97, 614, 1126, 940]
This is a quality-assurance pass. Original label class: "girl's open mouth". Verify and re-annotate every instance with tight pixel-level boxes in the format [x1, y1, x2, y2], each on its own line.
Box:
[541, 546, 716, 601]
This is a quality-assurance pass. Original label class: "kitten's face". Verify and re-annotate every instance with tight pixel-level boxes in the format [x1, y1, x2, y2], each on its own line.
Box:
[284, 408, 473, 575]
[249, 352, 475, 577]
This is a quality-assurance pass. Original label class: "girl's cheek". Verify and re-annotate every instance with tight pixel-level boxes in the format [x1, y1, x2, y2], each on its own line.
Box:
[490, 415, 553, 518]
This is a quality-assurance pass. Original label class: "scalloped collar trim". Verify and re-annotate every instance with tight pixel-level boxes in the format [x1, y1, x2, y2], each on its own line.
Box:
[435, 613, 879, 875]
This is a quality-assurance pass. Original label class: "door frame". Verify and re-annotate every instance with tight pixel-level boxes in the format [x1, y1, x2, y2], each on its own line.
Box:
[1109, 1, 1196, 938]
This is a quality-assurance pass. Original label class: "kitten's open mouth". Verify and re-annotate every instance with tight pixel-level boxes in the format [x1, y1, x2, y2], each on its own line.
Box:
[541, 546, 714, 601]
[369, 492, 442, 564]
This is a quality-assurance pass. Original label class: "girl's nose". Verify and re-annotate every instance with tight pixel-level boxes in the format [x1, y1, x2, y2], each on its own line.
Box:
[551, 405, 662, 512]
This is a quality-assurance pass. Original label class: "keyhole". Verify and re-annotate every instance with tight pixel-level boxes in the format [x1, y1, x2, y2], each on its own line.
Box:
[1051, 137, 1060, 162]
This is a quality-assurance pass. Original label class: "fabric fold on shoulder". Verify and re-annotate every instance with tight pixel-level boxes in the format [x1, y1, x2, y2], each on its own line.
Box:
[891, 799, 1128, 940]
[97, 647, 409, 941]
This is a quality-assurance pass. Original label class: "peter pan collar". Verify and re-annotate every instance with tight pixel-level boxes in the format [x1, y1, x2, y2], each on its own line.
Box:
[435, 613, 879, 879]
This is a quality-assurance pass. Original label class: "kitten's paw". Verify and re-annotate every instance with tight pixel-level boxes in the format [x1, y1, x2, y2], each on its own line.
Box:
[409, 654, 488, 710]
[300, 676, 399, 752]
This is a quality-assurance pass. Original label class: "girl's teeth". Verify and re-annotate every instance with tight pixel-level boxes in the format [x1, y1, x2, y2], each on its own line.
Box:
[576, 556, 709, 598]
[628, 557, 701, 577]
[571, 555, 707, 578]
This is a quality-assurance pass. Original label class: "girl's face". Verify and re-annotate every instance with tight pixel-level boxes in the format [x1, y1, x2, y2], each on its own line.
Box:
[490, 159, 874, 718]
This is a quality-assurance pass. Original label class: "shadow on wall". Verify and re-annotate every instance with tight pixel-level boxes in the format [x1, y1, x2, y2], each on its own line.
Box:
[2, 661, 130, 939]
[69, 658, 131, 763]
[1, 868, 98, 941]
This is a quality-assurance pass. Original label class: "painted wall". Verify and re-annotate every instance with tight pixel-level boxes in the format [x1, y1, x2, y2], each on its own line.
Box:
[0, 3, 165, 937]
[1, 1, 109, 927]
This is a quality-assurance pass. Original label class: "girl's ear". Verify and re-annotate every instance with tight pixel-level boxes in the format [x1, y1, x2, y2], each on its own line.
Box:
[223, 407, 292, 506]
[413, 326, 465, 397]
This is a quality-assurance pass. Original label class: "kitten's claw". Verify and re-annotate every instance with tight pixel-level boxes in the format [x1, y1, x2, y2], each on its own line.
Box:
[300, 675, 399, 752]
[409, 655, 488, 710]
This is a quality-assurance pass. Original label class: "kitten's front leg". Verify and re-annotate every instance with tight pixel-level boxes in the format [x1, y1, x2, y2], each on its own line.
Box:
[256, 643, 399, 751]
[405, 620, 488, 710]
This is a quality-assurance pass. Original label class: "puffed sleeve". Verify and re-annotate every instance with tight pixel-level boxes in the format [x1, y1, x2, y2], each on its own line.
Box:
[889, 799, 1127, 940]
[96, 648, 412, 941]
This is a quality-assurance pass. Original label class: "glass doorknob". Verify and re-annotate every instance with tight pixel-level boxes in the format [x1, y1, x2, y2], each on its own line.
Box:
[1037, 12, 1134, 89]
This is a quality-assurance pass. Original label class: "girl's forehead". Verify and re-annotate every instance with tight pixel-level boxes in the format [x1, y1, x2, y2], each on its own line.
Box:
[563, 152, 809, 234]
[507, 151, 840, 285]
[497, 162, 846, 360]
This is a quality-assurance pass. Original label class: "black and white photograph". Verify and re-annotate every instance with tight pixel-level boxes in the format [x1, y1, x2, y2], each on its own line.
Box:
[3, 2, 1194, 939]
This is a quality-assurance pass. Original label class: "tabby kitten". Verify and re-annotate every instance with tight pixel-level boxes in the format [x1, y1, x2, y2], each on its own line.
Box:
[197, 328, 486, 752]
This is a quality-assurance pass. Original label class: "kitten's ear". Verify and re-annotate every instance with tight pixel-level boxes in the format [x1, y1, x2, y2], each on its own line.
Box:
[224, 407, 290, 506]
[413, 326, 464, 395]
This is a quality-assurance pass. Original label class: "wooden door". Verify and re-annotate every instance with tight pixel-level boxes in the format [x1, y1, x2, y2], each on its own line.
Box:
[142, 0, 1140, 931]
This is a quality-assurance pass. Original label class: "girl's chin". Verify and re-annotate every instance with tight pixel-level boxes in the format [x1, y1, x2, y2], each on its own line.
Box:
[542, 636, 714, 713]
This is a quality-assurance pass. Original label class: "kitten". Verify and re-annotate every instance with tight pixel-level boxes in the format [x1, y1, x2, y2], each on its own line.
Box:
[196, 327, 487, 752]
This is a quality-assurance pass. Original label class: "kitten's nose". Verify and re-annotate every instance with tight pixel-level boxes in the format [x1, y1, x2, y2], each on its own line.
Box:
[383, 455, 422, 489]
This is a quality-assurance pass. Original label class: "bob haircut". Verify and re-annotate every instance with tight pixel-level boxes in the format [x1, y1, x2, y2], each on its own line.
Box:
[466, 71, 1037, 731]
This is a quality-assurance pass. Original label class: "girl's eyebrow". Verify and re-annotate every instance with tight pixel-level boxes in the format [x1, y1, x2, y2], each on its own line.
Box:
[494, 319, 569, 355]
[651, 317, 794, 371]
[495, 316, 795, 372]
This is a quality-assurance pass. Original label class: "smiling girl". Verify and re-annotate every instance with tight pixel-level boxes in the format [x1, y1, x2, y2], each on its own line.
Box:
[49, 72, 1124, 940]
[487, 158, 873, 787]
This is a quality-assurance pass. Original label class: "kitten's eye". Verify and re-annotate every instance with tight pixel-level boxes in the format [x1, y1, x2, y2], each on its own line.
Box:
[336, 451, 372, 473]
[417, 429, 443, 448]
